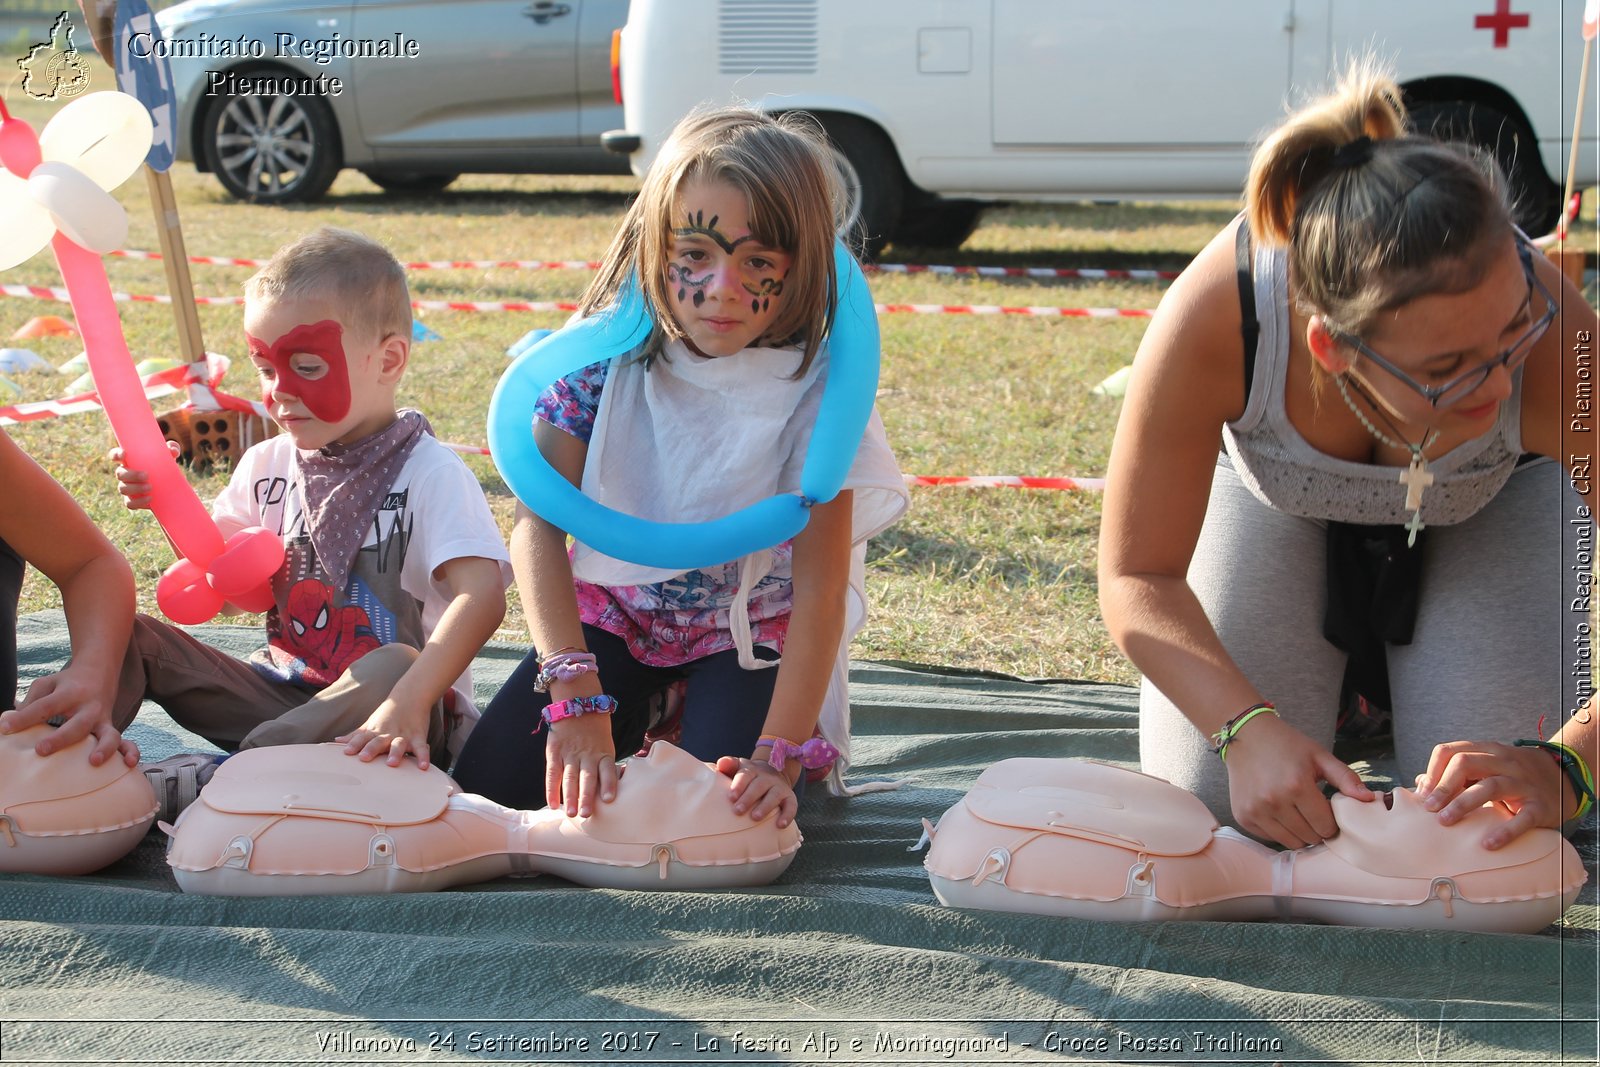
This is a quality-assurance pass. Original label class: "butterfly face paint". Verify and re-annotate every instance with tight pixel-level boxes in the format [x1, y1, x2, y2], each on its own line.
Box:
[665, 185, 793, 358]
[246, 319, 352, 423]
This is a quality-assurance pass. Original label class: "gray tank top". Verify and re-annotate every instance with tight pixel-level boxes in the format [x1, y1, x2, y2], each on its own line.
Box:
[1221, 242, 1523, 526]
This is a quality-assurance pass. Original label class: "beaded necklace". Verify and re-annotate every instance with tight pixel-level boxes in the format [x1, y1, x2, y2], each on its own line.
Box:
[1333, 373, 1439, 546]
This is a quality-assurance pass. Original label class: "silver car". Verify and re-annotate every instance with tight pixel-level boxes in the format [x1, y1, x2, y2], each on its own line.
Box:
[155, 0, 630, 202]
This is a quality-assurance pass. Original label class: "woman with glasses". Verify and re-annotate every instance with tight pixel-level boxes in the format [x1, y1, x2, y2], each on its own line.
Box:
[1098, 60, 1597, 851]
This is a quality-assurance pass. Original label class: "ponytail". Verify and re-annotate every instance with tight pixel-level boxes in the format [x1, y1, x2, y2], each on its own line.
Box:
[1244, 57, 1512, 335]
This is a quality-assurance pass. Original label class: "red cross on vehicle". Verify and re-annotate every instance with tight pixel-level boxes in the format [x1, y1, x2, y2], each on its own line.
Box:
[1475, 0, 1530, 48]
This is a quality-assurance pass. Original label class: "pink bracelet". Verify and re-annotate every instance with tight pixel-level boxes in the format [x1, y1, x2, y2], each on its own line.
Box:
[540, 694, 617, 728]
[756, 735, 840, 773]
[533, 651, 598, 693]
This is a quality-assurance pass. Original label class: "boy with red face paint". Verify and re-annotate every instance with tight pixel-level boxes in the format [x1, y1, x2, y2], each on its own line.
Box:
[110, 229, 511, 820]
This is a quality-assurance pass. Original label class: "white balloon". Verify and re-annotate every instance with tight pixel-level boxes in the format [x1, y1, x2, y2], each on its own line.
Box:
[38, 92, 152, 193]
[29, 161, 128, 254]
[0, 168, 55, 271]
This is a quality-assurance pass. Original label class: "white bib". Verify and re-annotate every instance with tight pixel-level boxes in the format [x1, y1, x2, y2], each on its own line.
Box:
[569, 338, 908, 793]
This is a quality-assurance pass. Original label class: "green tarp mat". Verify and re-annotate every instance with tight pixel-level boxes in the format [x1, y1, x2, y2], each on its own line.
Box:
[2, 611, 1595, 1066]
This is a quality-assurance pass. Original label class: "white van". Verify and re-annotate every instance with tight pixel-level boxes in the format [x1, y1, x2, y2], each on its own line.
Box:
[603, 0, 1597, 254]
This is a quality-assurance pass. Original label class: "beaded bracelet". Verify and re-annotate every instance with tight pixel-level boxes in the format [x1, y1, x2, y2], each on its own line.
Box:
[532, 650, 598, 693]
[1514, 739, 1596, 822]
[1210, 702, 1278, 762]
[540, 694, 618, 729]
[755, 733, 840, 773]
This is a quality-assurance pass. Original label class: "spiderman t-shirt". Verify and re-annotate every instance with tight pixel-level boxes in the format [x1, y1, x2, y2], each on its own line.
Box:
[209, 434, 511, 710]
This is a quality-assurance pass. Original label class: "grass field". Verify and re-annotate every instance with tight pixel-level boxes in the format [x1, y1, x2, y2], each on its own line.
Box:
[4, 74, 1596, 684]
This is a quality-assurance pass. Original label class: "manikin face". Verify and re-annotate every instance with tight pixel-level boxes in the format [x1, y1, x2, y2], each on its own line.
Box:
[245, 298, 401, 450]
[664, 178, 793, 358]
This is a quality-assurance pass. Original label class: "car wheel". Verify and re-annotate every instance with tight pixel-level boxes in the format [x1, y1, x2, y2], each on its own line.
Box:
[814, 115, 905, 261]
[201, 69, 342, 204]
[892, 199, 985, 249]
[1408, 100, 1561, 236]
[363, 171, 459, 195]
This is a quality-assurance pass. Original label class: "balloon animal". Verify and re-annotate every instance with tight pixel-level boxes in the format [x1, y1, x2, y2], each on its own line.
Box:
[0, 93, 281, 623]
[487, 240, 880, 571]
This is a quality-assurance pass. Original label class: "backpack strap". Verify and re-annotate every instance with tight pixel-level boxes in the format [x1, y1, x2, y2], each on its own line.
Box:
[1235, 217, 1259, 400]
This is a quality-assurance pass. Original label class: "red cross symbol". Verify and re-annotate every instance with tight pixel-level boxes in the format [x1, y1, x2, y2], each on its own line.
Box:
[1475, 0, 1530, 48]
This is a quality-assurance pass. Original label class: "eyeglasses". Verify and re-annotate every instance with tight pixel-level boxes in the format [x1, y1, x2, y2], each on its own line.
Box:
[1331, 246, 1557, 409]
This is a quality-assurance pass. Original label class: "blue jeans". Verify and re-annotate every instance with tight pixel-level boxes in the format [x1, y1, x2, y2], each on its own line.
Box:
[453, 624, 795, 811]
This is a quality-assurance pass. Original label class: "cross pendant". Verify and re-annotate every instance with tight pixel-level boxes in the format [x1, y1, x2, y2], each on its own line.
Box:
[1404, 508, 1426, 547]
[1398, 455, 1433, 512]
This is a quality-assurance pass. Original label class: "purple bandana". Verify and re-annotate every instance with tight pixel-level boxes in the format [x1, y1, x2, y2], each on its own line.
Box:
[292, 409, 432, 590]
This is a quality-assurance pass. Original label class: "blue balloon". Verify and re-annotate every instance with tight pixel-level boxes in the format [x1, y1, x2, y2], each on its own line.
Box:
[486, 240, 879, 572]
[505, 327, 554, 360]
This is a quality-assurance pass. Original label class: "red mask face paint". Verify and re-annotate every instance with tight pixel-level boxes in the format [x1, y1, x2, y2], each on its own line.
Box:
[246, 320, 352, 423]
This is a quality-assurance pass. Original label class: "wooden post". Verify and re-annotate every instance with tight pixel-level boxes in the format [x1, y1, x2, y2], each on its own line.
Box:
[143, 165, 206, 365]
[1559, 36, 1595, 244]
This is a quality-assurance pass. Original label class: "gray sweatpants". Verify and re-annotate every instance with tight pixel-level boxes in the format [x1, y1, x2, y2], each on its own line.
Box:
[1140, 455, 1577, 826]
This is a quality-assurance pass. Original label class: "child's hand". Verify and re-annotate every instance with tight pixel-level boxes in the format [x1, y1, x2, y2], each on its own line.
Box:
[546, 714, 619, 818]
[110, 442, 181, 511]
[715, 755, 799, 828]
[338, 699, 431, 769]
[0, 666, 139, 767]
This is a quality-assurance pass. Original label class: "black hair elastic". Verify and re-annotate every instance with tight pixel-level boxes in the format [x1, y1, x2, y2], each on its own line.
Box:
[1330, 135, 1375, 169]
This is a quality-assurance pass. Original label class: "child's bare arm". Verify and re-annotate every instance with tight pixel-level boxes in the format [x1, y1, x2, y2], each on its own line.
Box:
[721, 491, 854, 828]
[0, 433, 138, 765]
[339, 555, 507, 768]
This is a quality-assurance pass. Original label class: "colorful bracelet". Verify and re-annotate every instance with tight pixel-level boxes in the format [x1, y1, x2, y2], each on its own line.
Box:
[540, 694, 618, 728]
[1514, 739, 1596, 822]
[755, 733, 840, 773]
[532, 650, 598, 693]
[1210, 702, 1278, 762]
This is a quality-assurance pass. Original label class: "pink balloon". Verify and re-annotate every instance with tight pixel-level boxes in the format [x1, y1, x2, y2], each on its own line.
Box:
[209, 527, 284, 601]
[56, 235, 225, 564]
[228, 581, 278, 616]
[0, 96, 286, 625]
[156, 557, 225, 626]
[0, 109, 41, 176]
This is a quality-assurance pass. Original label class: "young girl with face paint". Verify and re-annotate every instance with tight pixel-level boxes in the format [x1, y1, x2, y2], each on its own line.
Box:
[452, 108, 908, 827]
[109, 229, 511, 819]
[1097, 62, 1598, 853]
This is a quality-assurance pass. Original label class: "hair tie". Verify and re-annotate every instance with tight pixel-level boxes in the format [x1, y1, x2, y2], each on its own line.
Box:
[1330, 134, 1375, 169]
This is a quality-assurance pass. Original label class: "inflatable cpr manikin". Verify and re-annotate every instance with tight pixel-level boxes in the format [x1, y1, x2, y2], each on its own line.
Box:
[0, 725, 158, 875]
[923, 758, 1587, 934]
[166, 740, 801, 895]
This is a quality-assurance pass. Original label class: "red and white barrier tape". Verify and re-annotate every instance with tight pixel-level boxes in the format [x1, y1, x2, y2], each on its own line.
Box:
[872, 264, 1178, 281]
[3, 286, 1154, 318]
[0, 282, 242, 306]
[107, 247, 1179, 281]
[439, 444, 1106, 491]
[0, 356, 266, 426]
[904, 475, 1105, 491]
[108, 250, 610, 273]
[874, 303, 1151, 318]
[2, 402, 1104, 490]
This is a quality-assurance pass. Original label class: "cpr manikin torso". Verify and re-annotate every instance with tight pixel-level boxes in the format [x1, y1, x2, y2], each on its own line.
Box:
[923, 759, 1586, 933]
[0, 725, 157, 875]
[165, 740, 801, 895]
